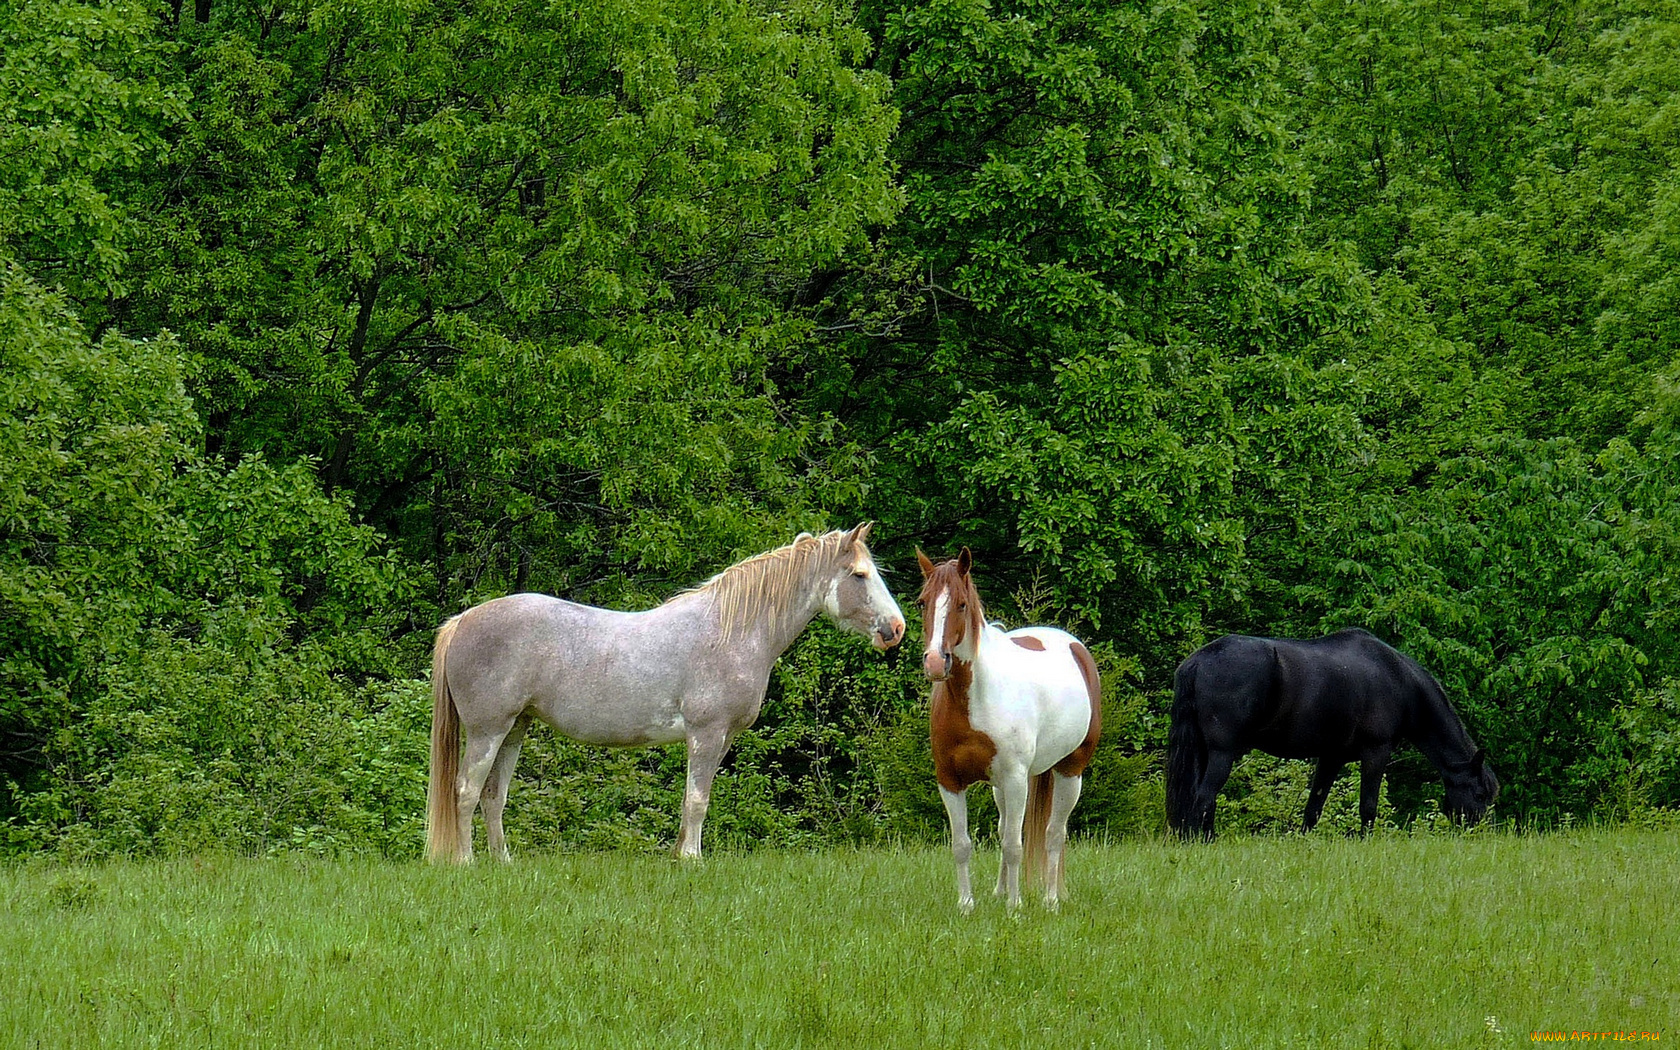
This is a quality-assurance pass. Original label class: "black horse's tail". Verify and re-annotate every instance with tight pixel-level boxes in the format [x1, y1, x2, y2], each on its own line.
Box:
[1166, 657, 1206, 837]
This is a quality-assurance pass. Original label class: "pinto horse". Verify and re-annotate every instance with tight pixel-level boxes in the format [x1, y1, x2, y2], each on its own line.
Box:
[427, 523, 905, 863]
[916, 548, 1101, 911]
[1167, 628, 1499, 839]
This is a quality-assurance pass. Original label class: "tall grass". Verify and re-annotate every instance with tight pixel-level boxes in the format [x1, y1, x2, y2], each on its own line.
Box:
[3, 829, 1674, 1048]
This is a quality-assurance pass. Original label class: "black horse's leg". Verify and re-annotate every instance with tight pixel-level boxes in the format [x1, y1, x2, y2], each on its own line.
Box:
[1302, 758, 1344, 832]
[1358, 748, 1392, 833]
[1192, 750, 1237, 839]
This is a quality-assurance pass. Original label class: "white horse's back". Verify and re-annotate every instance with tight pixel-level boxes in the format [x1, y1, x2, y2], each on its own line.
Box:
[445, 592, 705, 746]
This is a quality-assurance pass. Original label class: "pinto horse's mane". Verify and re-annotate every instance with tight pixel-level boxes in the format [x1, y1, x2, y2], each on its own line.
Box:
[690, 529, 863, 645]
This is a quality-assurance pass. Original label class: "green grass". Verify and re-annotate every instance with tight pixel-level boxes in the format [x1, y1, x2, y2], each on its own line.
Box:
[3, 829, 1675, 1048]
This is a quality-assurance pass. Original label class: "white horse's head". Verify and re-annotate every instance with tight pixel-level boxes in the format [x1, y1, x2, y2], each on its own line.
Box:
[822, 522, 905, 650]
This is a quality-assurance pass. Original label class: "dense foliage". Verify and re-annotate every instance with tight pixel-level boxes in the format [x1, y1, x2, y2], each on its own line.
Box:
[3, 0, 1678, 856]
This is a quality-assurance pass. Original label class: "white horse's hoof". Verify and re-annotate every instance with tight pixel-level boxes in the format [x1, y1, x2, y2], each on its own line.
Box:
[958, 898, 975, 915]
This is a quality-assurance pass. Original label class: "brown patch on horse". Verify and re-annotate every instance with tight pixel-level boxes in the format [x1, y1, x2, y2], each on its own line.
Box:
[930, 660, 997, 793]
[1053, 640, 1102, 777]
[1010, 635, 1046, 651]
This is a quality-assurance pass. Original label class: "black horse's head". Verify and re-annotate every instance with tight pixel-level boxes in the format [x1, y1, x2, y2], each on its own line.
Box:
[1442, 749, 1499, 824]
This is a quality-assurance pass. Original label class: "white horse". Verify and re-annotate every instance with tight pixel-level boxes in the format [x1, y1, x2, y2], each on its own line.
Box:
[428, 523, 905, 862]
[916, 548, 1100, 911]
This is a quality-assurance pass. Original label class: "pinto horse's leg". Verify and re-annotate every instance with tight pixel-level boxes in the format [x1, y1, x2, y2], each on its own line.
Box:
[482, 713, 531, 862]
[455, 724, 514, 864]
[991, 768, 1029, 910]
[1191, 750, 1236, 840]
[938, 786, 975, 913]
[1358, 748, 1392, 833]
[1044, 773, 1083, 910]
[675, 726, 729, 860]
[1302, 758, 1344, 832]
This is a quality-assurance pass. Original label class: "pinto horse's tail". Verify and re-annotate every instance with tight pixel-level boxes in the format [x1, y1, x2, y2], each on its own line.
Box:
[1023, 770, 1054, 888]
[1166, 656, 1207, 838]
[426, 616, 465, 863]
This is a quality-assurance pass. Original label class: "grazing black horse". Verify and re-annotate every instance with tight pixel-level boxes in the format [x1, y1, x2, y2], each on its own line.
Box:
[1166, 629, 1499, 839]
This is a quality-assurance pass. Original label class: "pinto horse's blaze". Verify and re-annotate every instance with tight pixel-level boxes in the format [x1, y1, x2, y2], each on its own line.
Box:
[916, 547, 1101, 912]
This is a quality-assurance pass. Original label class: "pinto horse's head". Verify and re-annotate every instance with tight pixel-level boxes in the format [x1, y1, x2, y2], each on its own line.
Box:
[823, 522, 905, 650]
[1443, 748, 1500, 824]
[916, 547, 985, 681]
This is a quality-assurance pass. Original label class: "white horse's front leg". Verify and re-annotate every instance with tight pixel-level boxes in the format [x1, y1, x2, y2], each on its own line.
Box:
[938, 786, 975, 913]
[991, 769, 1028, 910]
[676, 727, 729, 860]
[1044, 773, 1083, 909]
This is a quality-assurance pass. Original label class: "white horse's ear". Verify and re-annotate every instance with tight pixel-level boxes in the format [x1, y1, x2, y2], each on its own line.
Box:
[917, 548, 936, 577]
[845, 521, 872, 546]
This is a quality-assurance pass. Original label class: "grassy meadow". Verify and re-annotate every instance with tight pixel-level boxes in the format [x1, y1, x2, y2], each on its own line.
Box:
[3, 829, 1675, 1048]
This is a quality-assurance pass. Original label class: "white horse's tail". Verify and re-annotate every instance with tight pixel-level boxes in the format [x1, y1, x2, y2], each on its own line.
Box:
[1023, 769, 1054, 888]
[426, 616, 465, 863]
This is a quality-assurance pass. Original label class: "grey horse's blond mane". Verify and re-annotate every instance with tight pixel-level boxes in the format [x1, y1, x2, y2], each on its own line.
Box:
[691, 530, 858, 645]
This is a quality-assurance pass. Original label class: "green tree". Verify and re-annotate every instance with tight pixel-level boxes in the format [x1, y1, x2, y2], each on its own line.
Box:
[112, 0, 901, 605]
[0, 0, 184, 286]
[808, 0, 1384, 663]
[0, 263, 415, 851]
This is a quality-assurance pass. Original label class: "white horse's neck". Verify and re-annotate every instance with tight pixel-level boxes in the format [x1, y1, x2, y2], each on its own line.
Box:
[753, 584, 826, 664]
[693, 564, 829, 670]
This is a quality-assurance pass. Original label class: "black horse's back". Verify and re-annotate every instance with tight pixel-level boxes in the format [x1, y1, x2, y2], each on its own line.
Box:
[1166, 629, 1497, 839]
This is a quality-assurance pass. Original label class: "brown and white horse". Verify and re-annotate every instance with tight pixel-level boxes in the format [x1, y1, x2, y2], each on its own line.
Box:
[916, 548, 1101, 911]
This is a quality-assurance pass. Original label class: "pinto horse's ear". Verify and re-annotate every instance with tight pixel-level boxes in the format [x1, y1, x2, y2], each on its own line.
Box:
[916, 548, 936, 577]
[957, 546, 972, 576]
[844, 521, 872, 547]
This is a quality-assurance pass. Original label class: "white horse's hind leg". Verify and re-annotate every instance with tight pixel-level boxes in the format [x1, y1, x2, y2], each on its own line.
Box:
[991, 769, 1028, 910]
[455, 725, 512, 863]
[1044, 773, 1083, 909]
[938, 786, 975, 913]
[675, 727, 729, 859]
[482, 714, 531, 862]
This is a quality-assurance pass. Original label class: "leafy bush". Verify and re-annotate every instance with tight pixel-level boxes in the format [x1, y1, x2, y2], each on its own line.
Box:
[1, 265, 421, 857]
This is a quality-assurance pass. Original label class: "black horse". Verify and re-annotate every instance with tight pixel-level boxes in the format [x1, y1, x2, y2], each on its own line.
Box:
[1166, 629, 1499, 839]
